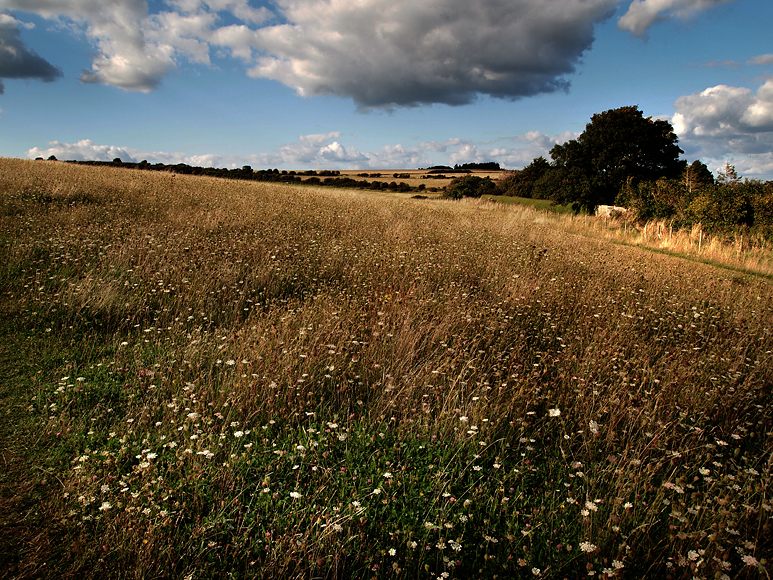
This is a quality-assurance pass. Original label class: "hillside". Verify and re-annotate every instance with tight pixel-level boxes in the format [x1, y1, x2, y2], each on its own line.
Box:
[1, 159, 771, 579]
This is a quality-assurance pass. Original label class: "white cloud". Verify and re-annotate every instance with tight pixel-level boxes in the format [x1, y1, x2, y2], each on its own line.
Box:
[364, 144, 429, 169]
[2, 0, 272, 91]
[26, 139, 138, 162]
[420, 138, 470, 153]
[422, 130, 577, 169]
[749, 54, 773, 66]
[617, 0, 738, 36]
[673, 79, 773, 178]
[2, 0, 746, 104]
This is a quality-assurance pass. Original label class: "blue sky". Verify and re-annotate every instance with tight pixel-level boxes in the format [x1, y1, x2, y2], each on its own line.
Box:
[1, 0, 772, 179]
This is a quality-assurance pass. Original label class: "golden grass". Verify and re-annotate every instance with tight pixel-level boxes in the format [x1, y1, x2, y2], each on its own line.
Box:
[1, 158, 771, 580]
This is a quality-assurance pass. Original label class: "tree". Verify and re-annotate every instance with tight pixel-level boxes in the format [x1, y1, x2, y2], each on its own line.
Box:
[444, 175, 496, 199]
[548, 106, 685, 213]
[682, 160, 713, 194]
[498, 156, 550, 198]
[715, 162, 741, 187]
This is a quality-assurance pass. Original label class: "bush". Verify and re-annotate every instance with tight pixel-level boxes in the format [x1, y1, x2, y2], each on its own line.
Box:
[444, 175, 496, 199]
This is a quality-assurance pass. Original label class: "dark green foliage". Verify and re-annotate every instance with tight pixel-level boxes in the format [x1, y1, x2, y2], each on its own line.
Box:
[444, 175, 497, 199]
[454, 162, 501, 171]
[618, 162, 773, 239]
[498, 157, 550, 198]
[682, 160, 714, 193]
[547, 106, 685, 213]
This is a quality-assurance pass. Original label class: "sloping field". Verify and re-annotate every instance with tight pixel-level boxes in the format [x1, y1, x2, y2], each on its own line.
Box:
[1, 159, 771, 579]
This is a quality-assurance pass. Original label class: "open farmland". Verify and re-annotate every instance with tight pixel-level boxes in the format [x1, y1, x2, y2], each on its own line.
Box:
[1, 158, 772, 579]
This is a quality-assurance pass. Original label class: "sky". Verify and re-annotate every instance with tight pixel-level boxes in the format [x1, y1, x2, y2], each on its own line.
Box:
[1, 0, 772, 180]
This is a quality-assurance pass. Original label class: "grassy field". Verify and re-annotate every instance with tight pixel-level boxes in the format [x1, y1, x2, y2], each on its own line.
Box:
[1, 158, 771, 580]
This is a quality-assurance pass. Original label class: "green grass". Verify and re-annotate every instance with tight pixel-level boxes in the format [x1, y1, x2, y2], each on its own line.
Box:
[481, 194, 578, 214]
[1, 158, 772, 579]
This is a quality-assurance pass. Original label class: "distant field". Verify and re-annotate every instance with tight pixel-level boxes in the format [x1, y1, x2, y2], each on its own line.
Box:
[332, 169, 504, 190]
[1, 159, 771, 580]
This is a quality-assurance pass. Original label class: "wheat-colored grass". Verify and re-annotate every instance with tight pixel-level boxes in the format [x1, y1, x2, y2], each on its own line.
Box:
[1, 158, 771, 580]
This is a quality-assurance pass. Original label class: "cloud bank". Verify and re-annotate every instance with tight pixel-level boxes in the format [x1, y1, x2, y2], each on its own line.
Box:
[26, 129, 573, 171]
[0, 12, 62, 94]
[3, 0, 740, 106]
[673, 77, 773, 177]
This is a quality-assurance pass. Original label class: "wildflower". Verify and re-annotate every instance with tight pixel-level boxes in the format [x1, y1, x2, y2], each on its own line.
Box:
[372, 488, 382, 495]
[585, 501, 598, 512]
[579, 541, 597, 553]
[187, 412, 200, 421]
[589, 420, 599, 434]
[742, 555, 759, 567]
[234, 431, 244, 438]
[146, 452, 157, 459]
[473, 465, 482, 471]
[409, 541, 417, 549]
[99, 501, 112, 511]
[289, 491, 302, 499]
[351, 501, 361, 508]
[612, 560, 624, 569]
[548, 408, 561, 417]
[389, 548, 396, 556]
[383, 472, 393, 479]
[532, 568, 541, 576]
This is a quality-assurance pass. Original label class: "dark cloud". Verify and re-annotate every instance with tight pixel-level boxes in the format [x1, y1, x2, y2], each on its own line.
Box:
[249, 0, 620, 109]
[0, 13, 62, 94]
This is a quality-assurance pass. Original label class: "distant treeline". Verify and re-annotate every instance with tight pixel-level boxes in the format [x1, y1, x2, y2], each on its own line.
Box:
[45, 158, 433, 193]
[420, 162, 502, 173]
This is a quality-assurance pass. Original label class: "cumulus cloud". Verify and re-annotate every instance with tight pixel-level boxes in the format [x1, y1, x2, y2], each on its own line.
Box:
[424, 130, 577, 169]
[248, 0, 621, 109]
[26, 139, 139, 162]
[420, 138, 471, 153]
[3, 0, 745, 104]
[672, 79, 773, 177]
[0, 12, 62, 94]
[2, 0, 271, 91]
[617, 0, 738, 36]
[364, 144, 430, 169]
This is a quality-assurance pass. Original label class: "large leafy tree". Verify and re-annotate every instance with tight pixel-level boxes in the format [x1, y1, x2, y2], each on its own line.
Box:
[548, 106, 685, 213]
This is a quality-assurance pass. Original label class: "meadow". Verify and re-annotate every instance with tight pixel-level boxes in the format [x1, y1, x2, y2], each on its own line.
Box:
[1, 158, 771, 580]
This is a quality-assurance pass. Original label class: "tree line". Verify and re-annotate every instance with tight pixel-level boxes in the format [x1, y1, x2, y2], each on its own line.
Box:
[447, 106, 773, 239]
[42, 159, 425, 193]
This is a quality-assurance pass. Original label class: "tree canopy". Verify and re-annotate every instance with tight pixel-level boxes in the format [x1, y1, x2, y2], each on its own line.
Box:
[547, 106, 685, 213]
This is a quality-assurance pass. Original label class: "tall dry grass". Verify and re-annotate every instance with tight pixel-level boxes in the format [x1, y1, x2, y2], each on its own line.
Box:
[1, 158, 772, 580]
